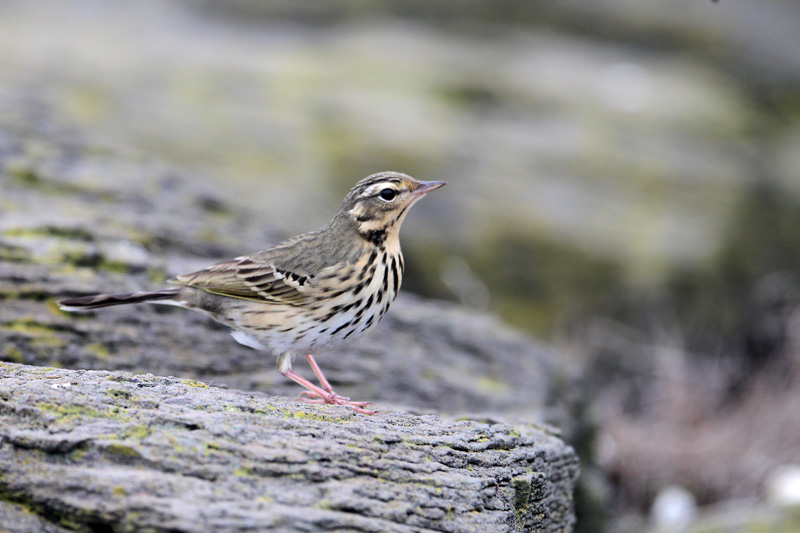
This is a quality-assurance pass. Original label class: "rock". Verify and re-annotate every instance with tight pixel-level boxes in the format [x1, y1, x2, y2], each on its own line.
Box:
[0, 362, 579, 532]
[0, 115, 578, 530]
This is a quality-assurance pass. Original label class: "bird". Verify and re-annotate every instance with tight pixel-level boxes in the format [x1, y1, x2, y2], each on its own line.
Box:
[58, 172, 446, 414]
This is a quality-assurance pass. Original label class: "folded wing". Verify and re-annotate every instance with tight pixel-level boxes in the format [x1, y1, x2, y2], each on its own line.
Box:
[171, 256, 311, 306]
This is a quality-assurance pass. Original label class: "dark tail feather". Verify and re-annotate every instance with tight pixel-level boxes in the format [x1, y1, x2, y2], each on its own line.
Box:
[58, 288, 181, 311]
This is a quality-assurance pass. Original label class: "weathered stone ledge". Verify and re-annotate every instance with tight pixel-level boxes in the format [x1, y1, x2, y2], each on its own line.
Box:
[0, 363, 578, 532]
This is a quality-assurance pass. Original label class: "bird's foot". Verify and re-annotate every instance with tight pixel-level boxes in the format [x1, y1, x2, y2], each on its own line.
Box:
[281, 355, 377, 415]
[296, 390, 375, 415]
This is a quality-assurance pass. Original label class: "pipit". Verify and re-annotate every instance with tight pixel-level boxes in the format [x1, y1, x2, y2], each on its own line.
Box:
[59, 172, 446, 414]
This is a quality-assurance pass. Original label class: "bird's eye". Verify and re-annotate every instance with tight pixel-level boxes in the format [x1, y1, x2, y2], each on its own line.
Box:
[378, 188, 397, 201]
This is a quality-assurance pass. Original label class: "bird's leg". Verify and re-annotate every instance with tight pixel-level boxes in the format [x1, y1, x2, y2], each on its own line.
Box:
[281, 355, 375, 415]
[305, 354, 335, 393]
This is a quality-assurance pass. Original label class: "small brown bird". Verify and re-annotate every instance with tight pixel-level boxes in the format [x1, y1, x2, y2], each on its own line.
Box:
[59, 172, 446, 414]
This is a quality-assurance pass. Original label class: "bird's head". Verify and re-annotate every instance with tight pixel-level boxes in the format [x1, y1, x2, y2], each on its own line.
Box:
[337, 172, 446, 246]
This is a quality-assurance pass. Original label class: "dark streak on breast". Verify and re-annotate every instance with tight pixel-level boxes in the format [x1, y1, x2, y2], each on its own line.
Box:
[361, 228, 387, 246]
[331, 321, 350, 336]
[361, 314, 375, 331]
[352, 279, 368, 297]
[390, 255, 400, 298]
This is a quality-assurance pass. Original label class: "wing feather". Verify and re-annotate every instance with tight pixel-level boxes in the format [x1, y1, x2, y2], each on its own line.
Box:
[171, 256, 311, 305]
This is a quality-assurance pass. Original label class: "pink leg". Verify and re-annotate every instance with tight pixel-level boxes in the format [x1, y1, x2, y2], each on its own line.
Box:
[281, 356, 375, 415]
[305, 354, 334, 392]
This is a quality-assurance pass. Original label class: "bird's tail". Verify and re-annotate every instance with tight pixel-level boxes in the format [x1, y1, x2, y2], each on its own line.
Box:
[58, 288, 181, 312]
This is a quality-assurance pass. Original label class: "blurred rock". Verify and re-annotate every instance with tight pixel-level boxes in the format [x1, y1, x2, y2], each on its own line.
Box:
[0, 0, 773, 279]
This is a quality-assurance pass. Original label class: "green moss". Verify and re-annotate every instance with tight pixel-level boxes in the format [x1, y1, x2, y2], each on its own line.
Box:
[35, 402, 106, 421]
[198, 228, 223, 244]
[7, 164, 113, 200]
[165, 435, 185, 453]
[0, 478, 85, 531]
[438, 82, 499, 108]
[104, 389, 132, 400]
[68, 441, 89, 461]
[147, 267, 167, 284]
[0, 485, 34, 515]
[31, 336, 66, 349]
[315, 498, 332, 510]
[112, 486, 126, 497]
[105, 443, 141, 459]
[119, 425, 150, 440]
[466, 230, 626, 336]
[60, 249, 128, 273]
[0, 242, 30, 262]
[7, 165, 42, 187]
[57, 516, 83, 530]
[3, 346, 24, 364]
[419, 368, 437, 380]
[95, 426, 149, 443]
[1, 317, 67, 337]
[87, 342, 111, 359]
[0, 285, 54, 302]
[107, 405, 130, 417]
[46, 299, 68, 316]
[288, 409, 347, 423]
[476, 376, 509, 393]
[3, 225, 94, 241]
[97, 258, 129, 274]
[512, 476, 532, 513]
[36, 401, 131, 425]
[233, 466, 251, 477]
[203, 442, 227, 456]
[180, 379, 208, 389]
[125, 228, 155, 248]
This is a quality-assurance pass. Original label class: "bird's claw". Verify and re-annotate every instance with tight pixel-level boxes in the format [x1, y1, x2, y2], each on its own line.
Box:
[295, 390, 375, 414]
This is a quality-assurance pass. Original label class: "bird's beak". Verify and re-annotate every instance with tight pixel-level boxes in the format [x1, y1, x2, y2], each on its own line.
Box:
[412, 181, 447, 197]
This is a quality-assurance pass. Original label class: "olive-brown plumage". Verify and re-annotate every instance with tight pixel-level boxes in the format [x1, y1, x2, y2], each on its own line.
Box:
[59, 172, 446, 414]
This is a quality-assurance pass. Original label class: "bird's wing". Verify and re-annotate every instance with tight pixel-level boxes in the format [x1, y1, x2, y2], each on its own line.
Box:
[170, 256, 312, 305]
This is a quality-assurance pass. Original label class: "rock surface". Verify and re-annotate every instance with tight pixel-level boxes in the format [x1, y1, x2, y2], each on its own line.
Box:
[0, 363, 578, 532]
[0, 114, 577, 530]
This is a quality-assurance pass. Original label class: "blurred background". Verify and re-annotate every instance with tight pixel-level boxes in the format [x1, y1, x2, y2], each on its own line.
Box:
[2, 0, 800, 531]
